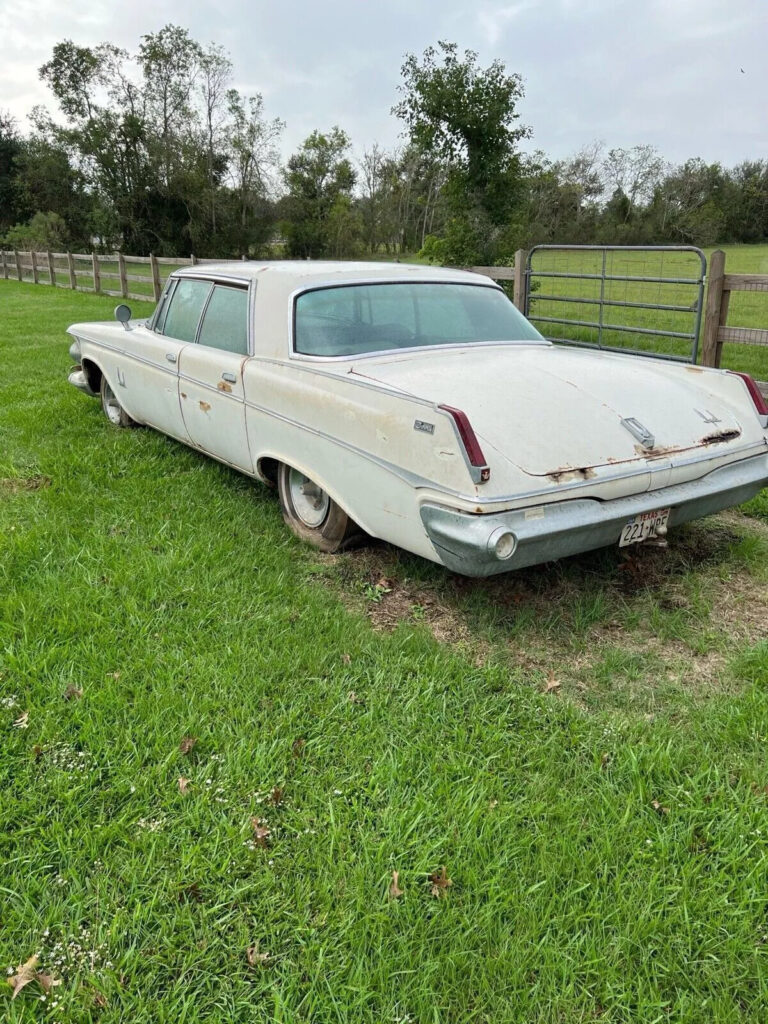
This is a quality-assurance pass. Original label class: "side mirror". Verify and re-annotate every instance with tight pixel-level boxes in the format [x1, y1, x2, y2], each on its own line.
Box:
[114, 304, 132, 330]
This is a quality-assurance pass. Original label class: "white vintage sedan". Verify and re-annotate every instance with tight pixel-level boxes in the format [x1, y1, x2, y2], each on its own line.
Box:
[67, 261, 768, 576]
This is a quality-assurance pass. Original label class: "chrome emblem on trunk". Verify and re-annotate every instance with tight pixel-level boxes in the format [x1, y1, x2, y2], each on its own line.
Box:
[621, 417, 655, 449]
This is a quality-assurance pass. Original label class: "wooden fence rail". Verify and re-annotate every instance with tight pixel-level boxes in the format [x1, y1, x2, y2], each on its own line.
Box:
[0, 248, 529, 309]
[0, 249, 207, 303]
[702, 248, 768, 393]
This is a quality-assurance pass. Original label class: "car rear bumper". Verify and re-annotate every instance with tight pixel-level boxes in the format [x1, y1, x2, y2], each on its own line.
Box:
[420, 452, 768, 577]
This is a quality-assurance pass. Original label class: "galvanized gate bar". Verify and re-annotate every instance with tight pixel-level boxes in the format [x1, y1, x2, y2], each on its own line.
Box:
[531, 317, 697, 341]
[525, 244, 707, 364]
[533, 294, 697, 314]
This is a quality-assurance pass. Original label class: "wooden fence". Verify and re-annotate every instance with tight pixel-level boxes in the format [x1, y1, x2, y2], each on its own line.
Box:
[702, 249, 768, 394]
[0, 250, 246, 302]
[0, 248, 528, 309]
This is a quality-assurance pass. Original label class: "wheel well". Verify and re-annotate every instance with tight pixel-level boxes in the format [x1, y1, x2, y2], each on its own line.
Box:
[81, 359, 103, 395]
[256, 457, 279, 487]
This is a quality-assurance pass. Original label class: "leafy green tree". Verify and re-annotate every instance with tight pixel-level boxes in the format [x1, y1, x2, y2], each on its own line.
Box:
[3, 211, 68, 250]
[283, 128, 357, 257]
[0, 113, 26, 235]
[393, 41, 530, 263]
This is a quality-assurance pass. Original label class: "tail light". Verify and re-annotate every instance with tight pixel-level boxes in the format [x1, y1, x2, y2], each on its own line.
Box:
[438, 404, 490, 483]
[728, 372, 768, 428]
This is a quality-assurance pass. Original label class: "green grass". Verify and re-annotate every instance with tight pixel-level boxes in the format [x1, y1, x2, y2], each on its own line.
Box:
[2, 280, 768, 1022]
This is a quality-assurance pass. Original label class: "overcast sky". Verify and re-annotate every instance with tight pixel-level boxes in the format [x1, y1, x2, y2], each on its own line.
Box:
[1, 0, 766, 168]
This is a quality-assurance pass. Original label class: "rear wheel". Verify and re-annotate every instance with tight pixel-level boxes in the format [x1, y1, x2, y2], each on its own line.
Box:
[100, 376, 136, 428]
[277, 463, 362, 552]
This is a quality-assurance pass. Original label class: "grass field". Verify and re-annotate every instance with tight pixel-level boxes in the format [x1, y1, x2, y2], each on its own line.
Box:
[2, 280, 768, 1022]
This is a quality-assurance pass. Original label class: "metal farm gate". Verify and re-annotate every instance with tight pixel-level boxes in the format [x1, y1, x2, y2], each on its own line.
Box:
[524, 245, 707, 364]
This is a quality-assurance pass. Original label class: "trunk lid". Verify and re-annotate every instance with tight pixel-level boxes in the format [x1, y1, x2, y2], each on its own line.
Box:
[349, 344, 745, 479]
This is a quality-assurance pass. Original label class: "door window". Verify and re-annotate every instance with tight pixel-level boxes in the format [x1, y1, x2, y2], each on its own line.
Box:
[162, 279, 212, 342]
[197, 286, 249, 355]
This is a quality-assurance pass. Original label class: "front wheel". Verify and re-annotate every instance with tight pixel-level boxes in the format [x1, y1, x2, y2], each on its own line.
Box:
[277, 463, 363, 552]
[100, 375, 136, 428]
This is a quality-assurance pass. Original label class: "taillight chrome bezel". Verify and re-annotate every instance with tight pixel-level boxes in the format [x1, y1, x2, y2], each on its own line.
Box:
[438, 404, 491, 484]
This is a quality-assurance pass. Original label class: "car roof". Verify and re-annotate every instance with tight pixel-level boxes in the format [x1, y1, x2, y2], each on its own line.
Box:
[173, 260, 496, 288]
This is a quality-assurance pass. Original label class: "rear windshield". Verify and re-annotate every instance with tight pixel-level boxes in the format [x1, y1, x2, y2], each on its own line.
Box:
[294, 282, 544, 357]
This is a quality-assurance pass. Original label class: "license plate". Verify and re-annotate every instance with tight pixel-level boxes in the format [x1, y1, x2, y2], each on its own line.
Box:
[619, 508, 670, 548]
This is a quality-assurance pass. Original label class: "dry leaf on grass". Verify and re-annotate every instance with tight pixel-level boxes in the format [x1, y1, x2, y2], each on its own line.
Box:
[13, 711, 29, 729]
[651, 799, 670, 816]
[7, 954, 61, 1000]
[428, 866, 452, 898]
[543, 672, 561, 694]
[292, 737, 306, 758]
[268, 786, 284, 806]
[63, 685, 83, 701]
[179, 735, 198, 755]
[250, 818, 271, 847]
[389, 871, 404, 899]
[246, 943, 270, 966]
[347, 691, 363, 704]
[341, 653, 351, 665]
[178, 776, 191, 795]
[600, 752, 611, 770]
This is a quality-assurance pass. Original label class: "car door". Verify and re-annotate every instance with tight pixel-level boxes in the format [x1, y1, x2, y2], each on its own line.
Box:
[178, 281, 254, 473]
[112, 278, 201, 441]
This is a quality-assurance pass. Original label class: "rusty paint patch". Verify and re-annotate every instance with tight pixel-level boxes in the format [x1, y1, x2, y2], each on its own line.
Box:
[180, 392, 187, 399]
[685, 365, 704, 373]
[547, 465, 597, 484]
[0, 475, 51, 494]
[199, 401, 211, 413]
[701, 429, 741, 445]
[217, 381, 233, 393]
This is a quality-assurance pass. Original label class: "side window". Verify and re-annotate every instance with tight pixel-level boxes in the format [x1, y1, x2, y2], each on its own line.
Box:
[197, 286, 249, 355]
[162, 279, 212, 342]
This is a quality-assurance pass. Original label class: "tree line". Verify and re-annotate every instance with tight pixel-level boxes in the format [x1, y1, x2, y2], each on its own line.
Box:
[1, 30, 767, 265]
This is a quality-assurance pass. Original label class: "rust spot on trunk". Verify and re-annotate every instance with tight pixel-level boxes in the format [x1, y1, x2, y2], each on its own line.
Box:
[701, 429, 741, 445]
[217, 381, 233, 393]
[199, 401, 211, 412]
[547, 465, 597, 484]
[180, 392, 187, 399]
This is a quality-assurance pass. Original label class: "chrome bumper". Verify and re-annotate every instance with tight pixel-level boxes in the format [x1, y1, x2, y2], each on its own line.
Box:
[421, 453, 768, 577]
[68, 364, 98, 397]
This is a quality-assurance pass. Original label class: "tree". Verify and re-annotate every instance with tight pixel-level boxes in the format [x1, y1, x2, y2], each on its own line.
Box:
[227, 90, 284, 243]
[283, 128, 357, 258]
[3, 211, 68, 251]
[393, 41, 530, 262]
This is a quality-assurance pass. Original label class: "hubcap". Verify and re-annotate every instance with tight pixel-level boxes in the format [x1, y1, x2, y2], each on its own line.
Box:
[102, 381, 122, 425]
[288, 468, 330, 528]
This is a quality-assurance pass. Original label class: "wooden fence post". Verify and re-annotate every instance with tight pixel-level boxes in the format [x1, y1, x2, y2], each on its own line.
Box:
[190, 253, 197, 266]
[47, 250, 56, 286]
[702, 249, 726, 367]
[31, 250, 39, 284]
[92, 253, 101, 293]
[1, 250, 7, 280]
[149, 253, 161, 301]
[513, 248, 528, 313]
[67, 252, 76, 290]
[14, 250, 22, 282]
[118, 252, 128, 298]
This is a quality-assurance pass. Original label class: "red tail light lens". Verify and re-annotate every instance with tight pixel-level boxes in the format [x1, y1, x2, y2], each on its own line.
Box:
[728, 371, 768, 423]
[438, 404, 490, 482]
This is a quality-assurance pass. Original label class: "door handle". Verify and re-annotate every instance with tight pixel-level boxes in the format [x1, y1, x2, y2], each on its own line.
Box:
[221, 371, 237, 383]
[165, 352, 177, 364]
